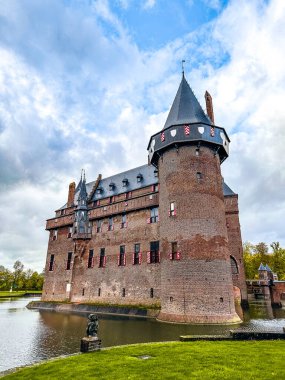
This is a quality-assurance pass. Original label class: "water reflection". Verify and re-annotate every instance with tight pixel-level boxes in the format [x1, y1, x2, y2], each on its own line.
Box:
[0, 297, 285, 373]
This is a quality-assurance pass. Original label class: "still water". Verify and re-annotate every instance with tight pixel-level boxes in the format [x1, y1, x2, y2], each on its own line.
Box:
[1, 297, 285, 373]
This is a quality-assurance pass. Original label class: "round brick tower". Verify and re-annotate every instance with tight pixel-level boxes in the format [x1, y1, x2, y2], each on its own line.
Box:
[148, 73, 240, 323]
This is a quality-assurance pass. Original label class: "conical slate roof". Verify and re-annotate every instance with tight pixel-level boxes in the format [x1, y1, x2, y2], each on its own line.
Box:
[163, 74, 211, 129]
[265, 264, 272, 272]
[78, 176, 87, 201]
[258, 263, 266, 271]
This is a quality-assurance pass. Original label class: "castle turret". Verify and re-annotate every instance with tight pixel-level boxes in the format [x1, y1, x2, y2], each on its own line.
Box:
[73, 171, 91, 239]
[148, 73, 240, 323]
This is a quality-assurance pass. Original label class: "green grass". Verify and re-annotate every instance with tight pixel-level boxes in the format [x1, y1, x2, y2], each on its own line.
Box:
[3, 341, 285, 379]
[0, 290, 42, 298]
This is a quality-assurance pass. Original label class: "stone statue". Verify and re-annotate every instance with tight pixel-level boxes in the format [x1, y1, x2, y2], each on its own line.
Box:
[86, 314, 99, 337]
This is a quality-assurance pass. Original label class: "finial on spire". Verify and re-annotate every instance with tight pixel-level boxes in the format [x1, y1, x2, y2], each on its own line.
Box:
[181, 60, 185, 77]
[83, 169, 86, 182]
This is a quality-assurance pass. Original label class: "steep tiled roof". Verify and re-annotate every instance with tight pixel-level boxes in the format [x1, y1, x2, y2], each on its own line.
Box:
[163, 74, 211, 129]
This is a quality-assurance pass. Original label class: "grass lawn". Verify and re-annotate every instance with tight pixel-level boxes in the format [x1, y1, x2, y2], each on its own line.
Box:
[2, 341, 285, 379]
[0, 290, 42, 298]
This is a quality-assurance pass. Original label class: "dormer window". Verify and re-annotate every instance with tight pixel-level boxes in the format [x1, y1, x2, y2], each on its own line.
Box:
[154, 169, 158, 177]
[122, 178, 128, 187]
[109, 182, 115, 191]
[96, 187, 102, 194]
[137, 173, 143, 183]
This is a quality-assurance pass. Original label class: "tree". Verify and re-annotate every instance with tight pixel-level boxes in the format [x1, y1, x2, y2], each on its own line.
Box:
[12, 260, 24, 290]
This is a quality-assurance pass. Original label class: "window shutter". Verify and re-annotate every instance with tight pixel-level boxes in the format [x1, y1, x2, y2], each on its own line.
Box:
[117, 254, 120, 266]
[147, 218, 151, 224]
[139, 253, 142, 265]
[65, 260, 67, 270]
[168, 210, 171, 217]
[132, 253, 135, 265]
[147, 251, 151, 264]
[158, 251, 161, 263]
[98, 200, 100, 206]
[125, 222, 128, 228]
[157, 215, 160, 222]
[103, 256, 106, 267]
[151, 185, 155, 192]
[168, 253, 173, 260]
[173, 209, 177, 216]
[111, 225, 114, 231]
[176, 252, 181, 260]
[91, 257, 94, 268]
[160, 131, 165, 142]
[184, 124, 190, 135]
[129, 191, 132, 198]
[123, 254, 126, 266]
[125, 193, 127, 199]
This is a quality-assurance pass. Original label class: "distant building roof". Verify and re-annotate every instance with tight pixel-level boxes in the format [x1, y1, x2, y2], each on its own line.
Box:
[265, 264, 272, 272]
[163, 74, 211, 130]
[258, 263, 266, 271]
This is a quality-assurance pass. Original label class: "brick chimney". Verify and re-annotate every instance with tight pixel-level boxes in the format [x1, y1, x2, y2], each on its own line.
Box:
[205, 91, 215, 124]
[67, 182, 76, 207]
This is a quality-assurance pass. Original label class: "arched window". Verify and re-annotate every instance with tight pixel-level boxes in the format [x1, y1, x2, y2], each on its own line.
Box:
[230, 256, 239, 274]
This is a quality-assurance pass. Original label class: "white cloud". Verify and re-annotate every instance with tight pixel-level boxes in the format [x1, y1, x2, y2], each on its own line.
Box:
[142, 0, 156, 10]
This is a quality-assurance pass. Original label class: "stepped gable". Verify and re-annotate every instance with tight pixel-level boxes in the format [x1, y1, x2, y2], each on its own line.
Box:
[163, 73, 211, 130]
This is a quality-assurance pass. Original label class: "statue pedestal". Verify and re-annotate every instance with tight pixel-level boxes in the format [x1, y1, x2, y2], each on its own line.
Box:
[80, 336, 101, 353]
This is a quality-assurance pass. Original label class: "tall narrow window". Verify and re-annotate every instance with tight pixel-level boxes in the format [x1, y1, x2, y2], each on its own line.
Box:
[96, 220, 102, 233]
[125, 191, 132, 200]
[196, 172, 202, 180]
[88, 250, 94, 268]
[169, 202, 176, 217]
[52, 230, 58, 241]
[230, 256, 239, 274]
[66, 252, 72, 270]
[121, 213, 127, 228]
[99, 248, 106, 268]
[150, 288, 154, 298]
[67, 227, 72, 238]
[122, 288, 126, 297]
[149, 207, 159, 223]
[133, 243, 141, 265]
[109, 196, 114, 204]
[148, 241, 160, 264]
[108, 217, 114, 231]
[49, 254, 55, 271]
[118, 245, 126, 266]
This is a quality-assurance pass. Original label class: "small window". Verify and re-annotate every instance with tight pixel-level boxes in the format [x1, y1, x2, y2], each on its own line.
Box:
[49, 254, 55, 271]
[60, 209, 65, 216]
[108, 217, 113, 231]
[137, 173, 143, 182]
[52, 230, 58, 241]
[170, 242, 178, 260]
[133, 243, 140, 265]
[67, 227, 72, 238]
[88, 250, 94, 268]
[82, 288, 85, 296]
[150, 207, 159, 223]
[169, 202, 176, 217]
[195, 147, 200, 156]
[98, 288, 101, 297]
[109, 196, 114, 204]
[96, 220, 102, 233]
[125, 191, 132, 200]
[118, 245, 126, 266]
[96, 187, 102, 194]
[94, 200, 100, 207]
[66, 252, 72, 270]
[122, 288, 126, 297]
[150, 288, 154, 298]
[196, 172, 202, 180]
[154, 169, 158, 177]
[109, 183, 115, 191]
[121, 213, 127, 228]
[148, 241, 160, 264]
[99, 248, 105, 268]
[152, 184, 159, 192]
[122, 178, 128, 187]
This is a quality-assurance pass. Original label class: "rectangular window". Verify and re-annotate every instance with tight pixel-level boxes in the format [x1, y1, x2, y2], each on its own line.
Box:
[52, 230, 58, 241]
[49, 254, 55, 271]
[150, 207, 159, 223]
[121, 213, 127, 228]
[109, 196, 114, 204]
[99, 248, 106, 268]
[125, 191, 132, 200]
[151, 184, 159, 192]
[66, 252, 72, 270]
[169, 202, 176, 217]
[108, 217, 114, 231]
[96, 220, 102, 233]
[87, 250, 94, 268]
[118, 245, 126, 266]
[148, 241, 160, 264]
[133, 243, 141, 265]
[169, 242, 181, 260]
[67, 227, 72, 238]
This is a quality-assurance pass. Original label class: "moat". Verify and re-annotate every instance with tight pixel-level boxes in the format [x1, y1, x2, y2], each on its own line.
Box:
[1, 297, 285, 373]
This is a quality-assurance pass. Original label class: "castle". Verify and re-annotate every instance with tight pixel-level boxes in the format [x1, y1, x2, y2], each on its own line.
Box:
[42, 73, 247, 323]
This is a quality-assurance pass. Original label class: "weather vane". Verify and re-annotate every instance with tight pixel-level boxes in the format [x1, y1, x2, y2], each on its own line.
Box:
[182, 59, 185, 75]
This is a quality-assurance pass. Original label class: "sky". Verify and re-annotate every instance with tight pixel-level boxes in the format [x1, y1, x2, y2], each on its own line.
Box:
[0, 0, 285, 272]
